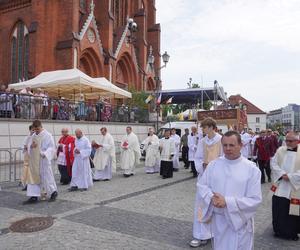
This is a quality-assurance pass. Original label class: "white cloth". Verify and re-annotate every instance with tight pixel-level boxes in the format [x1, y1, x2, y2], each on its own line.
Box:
[26, 129, 57, 197]
[56, 145, 67, 166]
[188, 133, 199, 161]
[71, 136, 93, 189]
[22, 134, 32, 150]
[143, 135, 160, 173]
[241, 132, 252, 158]
[120, 132, 141, 175]
[159, 137, 175, 161]
[198, 156, 262, 250]
[271, 150, 300, 199]
[171, 134, 180, 169]
[92, 133, 115, 180]
[93, 166, 112, 180]
[193, 133, 222, 240]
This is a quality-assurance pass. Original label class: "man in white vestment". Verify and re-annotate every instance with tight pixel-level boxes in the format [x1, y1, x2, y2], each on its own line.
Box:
[159, 130, 175, 179]
[143, 128, 160, 174]
[240, 128, 253, 160]
[271, 131, 300, 240]
[92, 127, 116, 181]
[190, 118, 222, 247]
[197, 130, 262, 250]
[24, 120, 57, 204]
[120, 127, 141, 177]
[171, 128, 180, 171]
[69, 129, 93, 191]
[188, 126, 199, 178]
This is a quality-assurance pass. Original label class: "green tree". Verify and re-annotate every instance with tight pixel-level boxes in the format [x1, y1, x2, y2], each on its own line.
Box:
[203, 100, 213, 110]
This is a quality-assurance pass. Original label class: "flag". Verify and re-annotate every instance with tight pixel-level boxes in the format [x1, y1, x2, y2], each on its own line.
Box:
[145, 94, 153, 104]
[166, 96, 173, 104]
[156, 93, 162, 105]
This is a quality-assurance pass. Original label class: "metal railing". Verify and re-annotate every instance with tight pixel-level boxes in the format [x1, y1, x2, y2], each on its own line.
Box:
[0, 141, 123, 183]
[0, 91, 150, 123]
[0, 150, 13, 182]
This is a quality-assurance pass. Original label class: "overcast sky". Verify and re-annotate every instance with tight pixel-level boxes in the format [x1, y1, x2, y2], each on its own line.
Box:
[156, 0, 300, 112]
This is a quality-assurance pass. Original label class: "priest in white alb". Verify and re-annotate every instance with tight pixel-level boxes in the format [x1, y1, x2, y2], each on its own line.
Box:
[24, 120, 57, 204]
[120, 126, 141, 177]
[240, 128, 253, 160]
[271, 131, 300, 240]
[143, 128, 160, 174]
[171, 128, 180, 171]
[92, 127, 116, 181]
[159, 129, 175, 179]
[69, 129, 93, 191]
[190, 118, 222, 247]
[197, 131, 262, 250]
[188, 126, 200, 178]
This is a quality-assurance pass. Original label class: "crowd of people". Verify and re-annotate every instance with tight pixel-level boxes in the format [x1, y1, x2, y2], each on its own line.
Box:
[19, 118, 300, 249]
[0, 85, 146, 122]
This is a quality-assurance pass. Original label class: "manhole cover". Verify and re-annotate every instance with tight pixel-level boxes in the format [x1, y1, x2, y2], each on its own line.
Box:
[9, 217, 54, 233]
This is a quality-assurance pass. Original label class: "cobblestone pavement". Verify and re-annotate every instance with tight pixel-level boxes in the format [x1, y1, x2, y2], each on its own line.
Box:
[0, 164, 299, 250]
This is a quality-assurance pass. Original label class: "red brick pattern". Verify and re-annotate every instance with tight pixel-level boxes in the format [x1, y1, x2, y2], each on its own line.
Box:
[0, 0, 160, 92]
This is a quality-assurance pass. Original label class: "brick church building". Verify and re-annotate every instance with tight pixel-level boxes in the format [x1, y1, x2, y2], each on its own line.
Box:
[0, 0, 161, 92]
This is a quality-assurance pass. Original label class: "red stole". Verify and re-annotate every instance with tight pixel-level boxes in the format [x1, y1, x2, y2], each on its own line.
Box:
[58, 135, 75, 176]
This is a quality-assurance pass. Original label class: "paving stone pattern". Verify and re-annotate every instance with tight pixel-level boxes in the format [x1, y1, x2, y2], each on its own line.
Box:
[0, 165, 299, 250]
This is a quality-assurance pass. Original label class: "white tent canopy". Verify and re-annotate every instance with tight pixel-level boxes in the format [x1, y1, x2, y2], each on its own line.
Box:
[8, 68, 132, 99]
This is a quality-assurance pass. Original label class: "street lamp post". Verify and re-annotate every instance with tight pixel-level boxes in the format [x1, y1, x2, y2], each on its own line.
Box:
[148, 51, 170, 131]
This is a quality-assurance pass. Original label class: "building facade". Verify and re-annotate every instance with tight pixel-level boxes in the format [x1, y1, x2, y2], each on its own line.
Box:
[227, 94, 267, 132]
[267, 108, 282, 129]
[267, 104, 300, 131]
[0, 0, 160, 94]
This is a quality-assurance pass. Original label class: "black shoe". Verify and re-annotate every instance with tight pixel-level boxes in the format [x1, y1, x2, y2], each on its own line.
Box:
[291, 236, 299, 241]
[123, 174, 130, 178]
[268, 178, 272, 183]
[173, 168, 179, 172]
[49, 191, 58, 202]
[261, 180, 265, 184]
[102, 179, 110, 181]
[22, 186, 27, 191]
[79, 188, 88, 192]
[68, 186, 78, 192]
[162, 176, 167, 179]
[23, 197, 38, 205]
[193, 174, 198, 178]
[93, 179, 100, 182]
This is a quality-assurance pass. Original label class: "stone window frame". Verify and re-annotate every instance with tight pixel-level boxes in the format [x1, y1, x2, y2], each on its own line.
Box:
[11, 21, 29, 83]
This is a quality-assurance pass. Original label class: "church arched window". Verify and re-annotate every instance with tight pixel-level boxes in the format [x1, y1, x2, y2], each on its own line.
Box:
[11, 21, 29, 83]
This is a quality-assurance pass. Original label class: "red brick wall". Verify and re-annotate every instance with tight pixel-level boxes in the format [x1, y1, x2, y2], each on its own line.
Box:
[0, 0, 160, 92]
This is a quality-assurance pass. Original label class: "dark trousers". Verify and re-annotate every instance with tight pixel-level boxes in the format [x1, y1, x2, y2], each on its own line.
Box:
[258, 159, 271, 182]
[182, 146, 189, 168]
[190, 161, 197, 177]
[58, 164, 71, 184]
[272, 195, 300, 239]
[160, 161, 173, 178]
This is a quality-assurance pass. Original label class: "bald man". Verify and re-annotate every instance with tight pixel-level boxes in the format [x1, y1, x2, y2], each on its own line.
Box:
[57, 128, 75, 185]
[69, 129, 93, 191]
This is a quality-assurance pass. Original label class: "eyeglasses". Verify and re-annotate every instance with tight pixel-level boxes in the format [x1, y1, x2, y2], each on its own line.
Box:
[286, 139, 298, 143]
